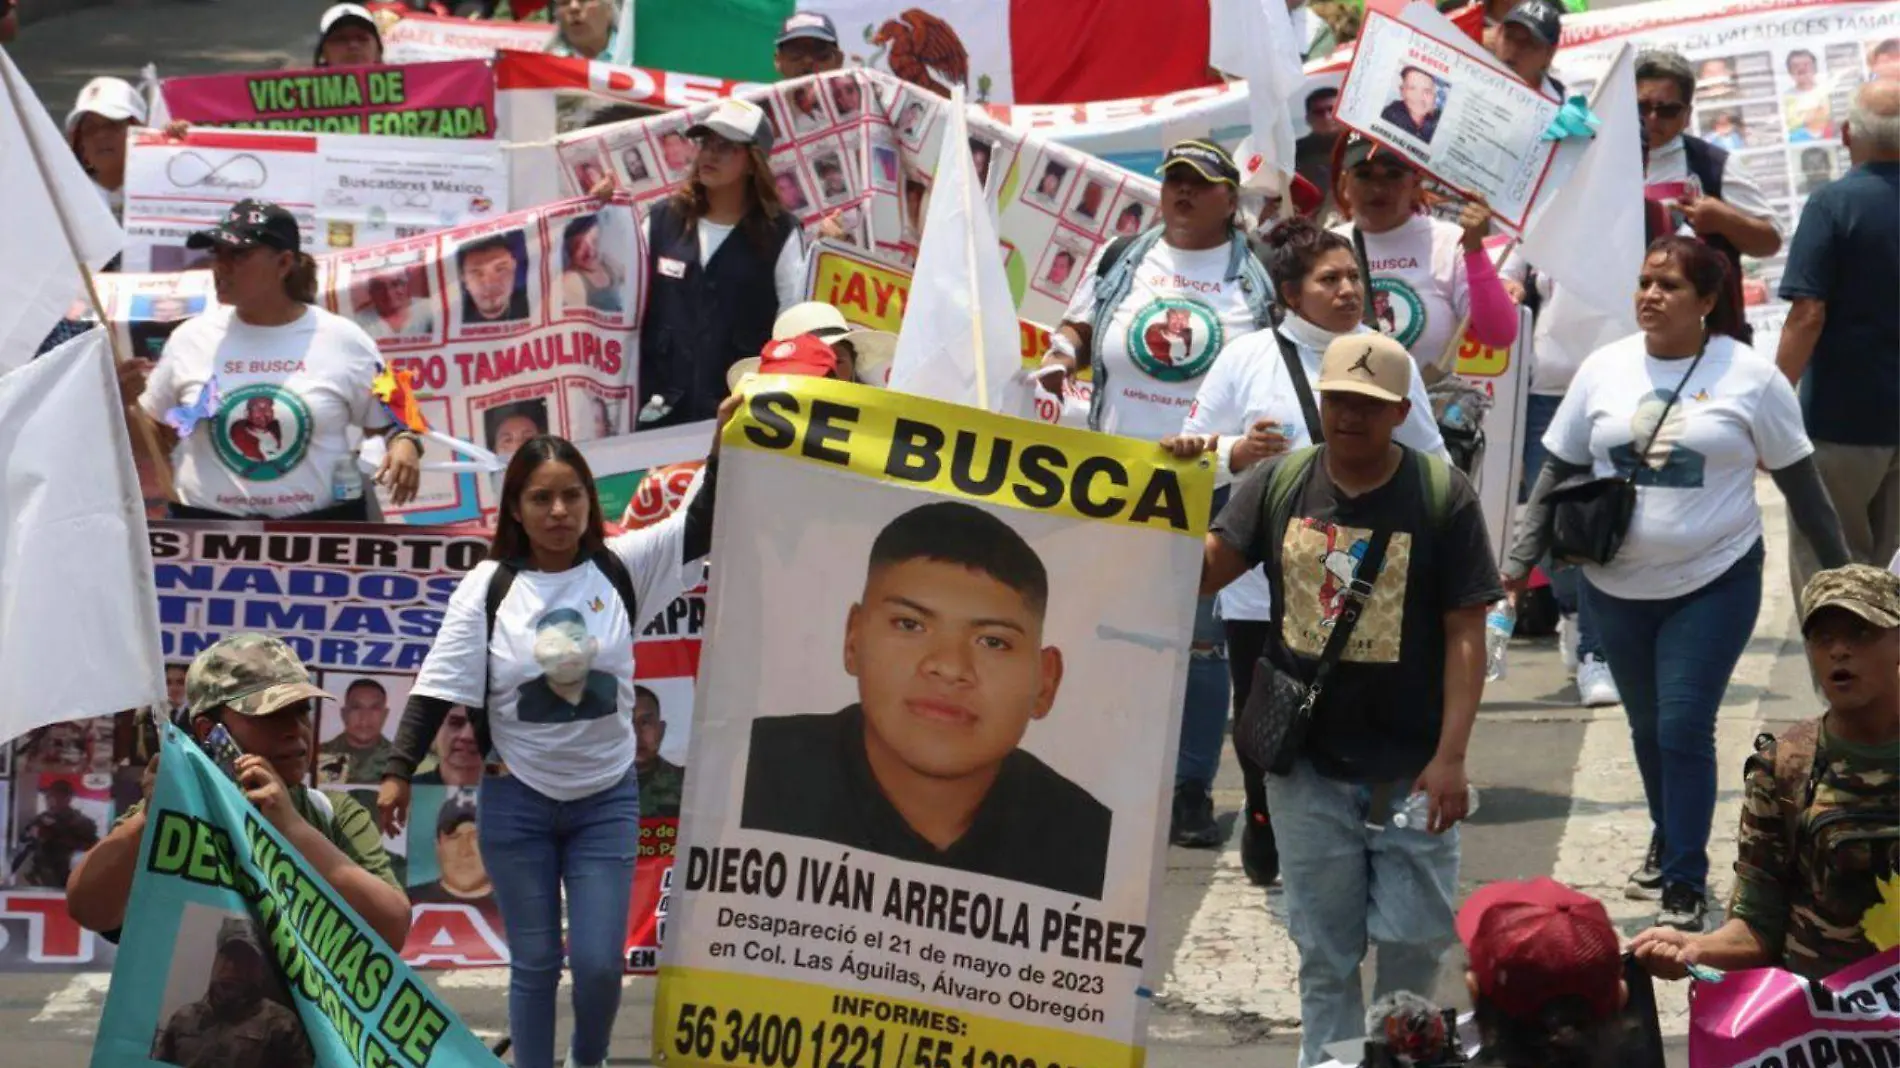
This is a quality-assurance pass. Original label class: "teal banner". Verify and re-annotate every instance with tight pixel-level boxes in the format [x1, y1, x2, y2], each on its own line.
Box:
[90, 722, 501, 1068]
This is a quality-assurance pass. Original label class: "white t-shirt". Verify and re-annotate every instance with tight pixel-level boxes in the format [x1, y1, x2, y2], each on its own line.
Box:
[642, 214, 807, 313]
[1061, 240, 1264, 442]
[1184, 317, 1449, 621]
[411, 493, 704, 802]
[139, 305, 391, 517]
[1335, 214, 1470, 372]
[1647, 135, 1785, 241]
[1544, 333, 1811, 600]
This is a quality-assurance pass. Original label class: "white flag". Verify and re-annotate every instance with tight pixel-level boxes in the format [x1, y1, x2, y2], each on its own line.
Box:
[1518, 43, 1644, 362]
[0, 330, 167, 745]
[0, 47, 126, 376]
[887, 88, 1034, 417]
[1231, 0, 1307, 198]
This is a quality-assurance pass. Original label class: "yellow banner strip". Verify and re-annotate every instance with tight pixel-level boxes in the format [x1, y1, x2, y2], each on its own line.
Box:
[654, 965, 1145, 1068]
[722, 376, 1212, 537]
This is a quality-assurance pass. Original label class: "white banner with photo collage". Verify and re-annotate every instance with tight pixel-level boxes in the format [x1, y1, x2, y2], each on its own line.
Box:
[120, 127, 509, 273]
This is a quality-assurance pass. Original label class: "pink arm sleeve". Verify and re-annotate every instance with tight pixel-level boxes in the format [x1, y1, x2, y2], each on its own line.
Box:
[1462, 249, 1518, 348]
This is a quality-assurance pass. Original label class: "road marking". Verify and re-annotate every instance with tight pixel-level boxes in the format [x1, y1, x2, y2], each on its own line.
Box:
[1551, 480, 1793, 1034]
[32, 972, 111, 1032]
[1156, 805, 1302, 1025]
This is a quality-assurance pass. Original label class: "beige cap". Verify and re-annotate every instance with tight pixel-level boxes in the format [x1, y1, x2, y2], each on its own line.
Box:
[772, 302, 852, 342]
[1317, 334, 1411, 404]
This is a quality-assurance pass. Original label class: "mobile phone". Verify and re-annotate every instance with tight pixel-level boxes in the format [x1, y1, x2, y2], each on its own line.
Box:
[199, 724, 245, 783]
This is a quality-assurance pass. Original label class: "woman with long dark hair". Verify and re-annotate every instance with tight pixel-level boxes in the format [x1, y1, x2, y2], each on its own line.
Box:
[638, 97, 806, 427]
[123, 199, 421, 520]
[379, 395, 736, 1068]
[1506, 237, 1848, 932]
[1162, 216, 1447, 884]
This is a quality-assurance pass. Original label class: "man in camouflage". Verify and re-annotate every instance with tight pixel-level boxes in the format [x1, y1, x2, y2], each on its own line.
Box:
[65, 634, 412, 951]
[634, 685, 685, 818]
[151, 917, 314, 1068]
[316, 678, 397, 784]
[14, 780, 99, 888]
[1634, 564, 1900, 980]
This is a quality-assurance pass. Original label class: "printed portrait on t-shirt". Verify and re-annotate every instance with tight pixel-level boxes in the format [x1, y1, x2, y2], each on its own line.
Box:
[1369, 278, 1426, 350]
[1610, 389, 1706, 488]
[211, 384, 312, 482]
[1281, 519, 1413, 663]
[515, 607, 619, 724]
[1123, 297, 1224, 383]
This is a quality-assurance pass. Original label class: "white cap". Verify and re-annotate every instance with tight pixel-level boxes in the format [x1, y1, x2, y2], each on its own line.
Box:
[65, 77, 148, 135]
[319, 2, 379, 35]
[772, 301, 851, 342]
[686, 98, 773, 152]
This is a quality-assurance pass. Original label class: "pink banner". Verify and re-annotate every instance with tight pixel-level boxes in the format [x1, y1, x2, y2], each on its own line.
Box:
[1689, 949, 1900, 1068]
[160, 59, 497, 139]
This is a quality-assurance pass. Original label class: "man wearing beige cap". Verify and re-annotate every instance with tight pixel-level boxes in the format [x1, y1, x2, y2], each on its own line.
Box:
[1634, 564, 1899, 983]
[1199, 334, 1501, 1067]
[66, 634, 410, 950]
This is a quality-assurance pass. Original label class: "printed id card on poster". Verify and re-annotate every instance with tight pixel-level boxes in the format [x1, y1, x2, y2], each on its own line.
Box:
[1335, 11, 1561, 230]
[657, 378, 1210, 1067]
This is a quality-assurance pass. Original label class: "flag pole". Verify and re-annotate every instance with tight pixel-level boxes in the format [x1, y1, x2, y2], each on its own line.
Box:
[0, 62, 176, 503]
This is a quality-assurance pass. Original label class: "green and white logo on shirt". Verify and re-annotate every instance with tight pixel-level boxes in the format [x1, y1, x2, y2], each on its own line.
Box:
[1369, 279, 1426, 349]
[210, 384, 313, 481]
[1125, 298, 1223, 383]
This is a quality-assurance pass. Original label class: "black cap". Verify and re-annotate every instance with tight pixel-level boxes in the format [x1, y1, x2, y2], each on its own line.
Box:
[186, 199, 301, 253]
[777, 11, 839, 46]
[1341, 134, 1405, 171]
[437, 789, 477, 837]
[1503, 0, 1563, 48]
[1157, 139, 1240, 186]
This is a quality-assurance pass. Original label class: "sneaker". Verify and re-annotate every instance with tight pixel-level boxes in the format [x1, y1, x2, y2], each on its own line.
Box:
[1658, 883, 1708, 932]
[1240, 810, 1280, 886]
[1626, 832, 1665, 900]
[1558, 613, 1580, 679]
[1171, 783, 1222, 848]
[1578, 656, 1621, 707]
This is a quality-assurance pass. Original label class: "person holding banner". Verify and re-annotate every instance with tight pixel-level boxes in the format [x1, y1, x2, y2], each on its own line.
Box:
[66, 635, 411, 950]
[774, 13, 845, 78]
[637, 98, 805, 427]
[122, 200, 423, 520]
[65, 75, 147, 219]
[1039, 138, 1276, 849]
[1199, 335, 1500, 1068]
[1632, 565, 1899, 984]
[1332, 137, 1517, 374]
[1506, 237, 1850, 933]
[380, 398, 737, 1068]
[1164, 217, 1448, 885]
[313, 3, 385, 67]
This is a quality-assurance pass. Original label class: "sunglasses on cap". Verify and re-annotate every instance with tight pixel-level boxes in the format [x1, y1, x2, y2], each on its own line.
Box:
[1638, 101, 1687, 119]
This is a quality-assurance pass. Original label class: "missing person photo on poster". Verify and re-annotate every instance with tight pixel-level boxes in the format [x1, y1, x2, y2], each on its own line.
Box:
[657, 378, 1210, 1068]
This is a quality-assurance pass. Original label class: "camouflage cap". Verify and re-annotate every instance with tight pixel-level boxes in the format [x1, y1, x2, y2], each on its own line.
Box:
[215, 917, 262, 956]
[185, 634, 335, 719]
[1800, 564, 1900, 633]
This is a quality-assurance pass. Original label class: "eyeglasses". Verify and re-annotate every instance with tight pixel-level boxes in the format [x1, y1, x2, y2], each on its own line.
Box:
[1638, 102, 1688, 119]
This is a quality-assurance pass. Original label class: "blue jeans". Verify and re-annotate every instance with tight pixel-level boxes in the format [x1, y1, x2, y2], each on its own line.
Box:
[1266, 759, 1460, 1068]
[1587, 540, 1763, 894]
[479, 766, 640, 1068]
[1521, 392, 1602, 659]
[1174, 594, 1232, 790]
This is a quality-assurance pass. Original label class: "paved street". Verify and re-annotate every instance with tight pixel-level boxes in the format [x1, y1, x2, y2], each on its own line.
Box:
[8, 2, 1788, 1063]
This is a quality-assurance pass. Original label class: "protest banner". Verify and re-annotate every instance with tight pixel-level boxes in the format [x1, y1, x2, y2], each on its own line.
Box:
[87, 721, 504, 1067]
[367, 3, 558, 63]
[1688, 949, 1900, 1068]
[158, 60, 497, 139]
[1335, 10, 1562, 231]
[119, 127, 508, 272]
[657, 377, 1207, 1067]
[1549, 0, 1900, 354]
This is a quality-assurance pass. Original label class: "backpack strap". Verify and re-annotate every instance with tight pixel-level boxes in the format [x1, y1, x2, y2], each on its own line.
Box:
[1766, 718, 1824, 849]
[1263, 447, 1323, 546]
[1095, 234, 1136, 280]
[1413, 449, 1453, 528]
[481, 561, 518, 717]
[589, 547, 641, 632]
[1275, 331, 1323, 443]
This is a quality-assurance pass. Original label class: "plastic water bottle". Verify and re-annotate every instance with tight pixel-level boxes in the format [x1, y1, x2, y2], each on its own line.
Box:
[1484, 599, 1515, 681]
[332, 455, 365, 504]
[1392, 786, 1481, 831]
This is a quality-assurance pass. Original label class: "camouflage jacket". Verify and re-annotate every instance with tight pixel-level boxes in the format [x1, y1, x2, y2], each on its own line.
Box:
[1731, 718, 1899, 980]
[317, 735, 396, 785]
[639, 758, 686, 819]
[151, 996, 314, 1068]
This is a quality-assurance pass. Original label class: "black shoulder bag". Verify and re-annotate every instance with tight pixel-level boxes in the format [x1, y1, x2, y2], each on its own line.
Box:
[1541, 345, 1706, 566]
[1274, 331, 1324, 443]
[1235, 523, 1395, 776]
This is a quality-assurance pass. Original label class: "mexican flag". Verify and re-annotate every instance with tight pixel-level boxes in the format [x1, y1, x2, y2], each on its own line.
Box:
[631, 0, 1221, 104]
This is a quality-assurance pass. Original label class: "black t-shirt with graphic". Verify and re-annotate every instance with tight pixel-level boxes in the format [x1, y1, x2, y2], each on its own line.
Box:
[1212, 447, 1502, 782]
